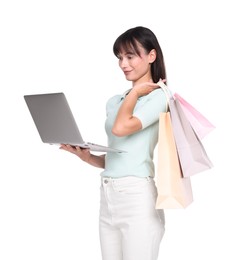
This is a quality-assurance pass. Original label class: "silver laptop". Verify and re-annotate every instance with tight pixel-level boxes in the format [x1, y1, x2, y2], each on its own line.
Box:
[24, 92, 126, 153]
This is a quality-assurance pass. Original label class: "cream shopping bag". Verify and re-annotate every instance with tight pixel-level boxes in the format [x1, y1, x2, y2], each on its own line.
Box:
[155, 111, 193, 209]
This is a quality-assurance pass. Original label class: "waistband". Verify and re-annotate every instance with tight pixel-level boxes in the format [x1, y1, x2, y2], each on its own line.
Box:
[101, 176, 152, 185]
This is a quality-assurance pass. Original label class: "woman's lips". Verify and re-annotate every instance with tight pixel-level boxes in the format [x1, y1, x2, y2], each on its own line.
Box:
[123, 70, 132, 75]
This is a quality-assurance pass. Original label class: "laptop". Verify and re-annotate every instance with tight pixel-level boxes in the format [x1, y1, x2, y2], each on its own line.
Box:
[24, 92, 126, 153]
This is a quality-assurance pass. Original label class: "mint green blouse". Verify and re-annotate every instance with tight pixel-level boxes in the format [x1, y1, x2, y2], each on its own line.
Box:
[101, 88, 167, 178]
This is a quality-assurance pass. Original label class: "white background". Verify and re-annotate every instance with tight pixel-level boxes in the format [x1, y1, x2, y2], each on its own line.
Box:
[0, 0, 239, 259]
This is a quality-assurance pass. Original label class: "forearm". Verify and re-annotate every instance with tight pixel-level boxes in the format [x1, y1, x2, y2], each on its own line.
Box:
[116, 89, 138, 121]
[112, 89, 141, 136]
[85, 154, 105, 169]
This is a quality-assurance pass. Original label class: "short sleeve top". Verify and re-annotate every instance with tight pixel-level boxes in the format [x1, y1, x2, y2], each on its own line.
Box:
[101, 88, 167, 178]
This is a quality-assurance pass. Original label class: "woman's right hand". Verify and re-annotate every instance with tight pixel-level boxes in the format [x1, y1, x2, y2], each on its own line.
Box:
[59, 144, 105, 168]
[59, 144, 91, 163]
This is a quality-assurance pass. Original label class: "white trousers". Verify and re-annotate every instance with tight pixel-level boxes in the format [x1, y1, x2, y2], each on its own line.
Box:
[99, 176, 165, 260]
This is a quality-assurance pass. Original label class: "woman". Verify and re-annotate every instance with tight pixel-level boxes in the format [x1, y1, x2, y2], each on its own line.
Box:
[60, 26, 167, 260]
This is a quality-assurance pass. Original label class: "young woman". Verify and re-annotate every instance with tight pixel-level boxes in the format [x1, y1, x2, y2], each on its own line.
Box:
[60, 26, 167, 260]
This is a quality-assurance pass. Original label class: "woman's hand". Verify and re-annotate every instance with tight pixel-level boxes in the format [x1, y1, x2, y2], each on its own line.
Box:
[59, 144, 105, 168]
[131, 79, 167, 97]
[59, 144, 91, 162]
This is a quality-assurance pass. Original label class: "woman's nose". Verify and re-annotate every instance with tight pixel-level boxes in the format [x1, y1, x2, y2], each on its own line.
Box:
[119, 58, 128, 69]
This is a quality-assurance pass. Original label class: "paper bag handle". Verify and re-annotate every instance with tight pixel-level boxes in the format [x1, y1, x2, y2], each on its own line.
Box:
[157, 81, 173, 112]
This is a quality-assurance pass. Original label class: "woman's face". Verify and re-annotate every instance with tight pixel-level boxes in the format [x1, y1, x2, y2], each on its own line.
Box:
[117, 42, 155, 85]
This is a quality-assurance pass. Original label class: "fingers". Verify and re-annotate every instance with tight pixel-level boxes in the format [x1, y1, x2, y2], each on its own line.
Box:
[161, 78, 167, 83]
[132, 83, 160, 97]
[149, 83, 161, 91]
[75, 146, 81, 151]
[59, 144, 80, 154]
[60, 144, 90, 155]
[59, 144, 72, 151]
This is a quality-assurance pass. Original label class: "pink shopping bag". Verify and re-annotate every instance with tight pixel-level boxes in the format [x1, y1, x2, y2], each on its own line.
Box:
[174, 93, 215, 139]
[158, 81, 214, 177]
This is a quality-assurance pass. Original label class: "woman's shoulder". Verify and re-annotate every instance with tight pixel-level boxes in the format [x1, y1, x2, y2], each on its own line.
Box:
[148, 87, 168, 101]
[106, 94, 122, 104]
[146, 88, 169, 112]
[106, 94, 123, 111]
[106, 89, 131, 106]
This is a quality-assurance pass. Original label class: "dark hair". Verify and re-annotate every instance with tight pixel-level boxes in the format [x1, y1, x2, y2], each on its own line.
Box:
[113, 26, 166, 83]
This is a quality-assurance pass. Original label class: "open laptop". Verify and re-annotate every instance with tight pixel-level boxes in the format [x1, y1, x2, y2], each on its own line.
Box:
[24, 92, 126, 153]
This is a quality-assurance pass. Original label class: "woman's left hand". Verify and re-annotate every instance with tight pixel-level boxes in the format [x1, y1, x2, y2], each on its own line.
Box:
[131, 79, 166, 98]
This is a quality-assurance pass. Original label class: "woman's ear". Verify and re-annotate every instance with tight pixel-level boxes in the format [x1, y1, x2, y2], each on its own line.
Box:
[149, 49, 157, 63]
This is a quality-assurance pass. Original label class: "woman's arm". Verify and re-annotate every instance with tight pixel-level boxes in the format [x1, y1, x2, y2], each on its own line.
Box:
[59, 144, 105, 169]
[112, 82, 160, 137]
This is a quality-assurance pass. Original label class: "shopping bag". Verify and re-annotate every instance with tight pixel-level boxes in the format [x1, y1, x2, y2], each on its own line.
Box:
[169, 97, 213, 177]
[155, 111, 193, 209]
[174, 92, 215, 139]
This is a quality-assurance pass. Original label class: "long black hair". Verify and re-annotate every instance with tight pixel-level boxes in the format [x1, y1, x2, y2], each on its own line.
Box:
[113, 26, 166, 83]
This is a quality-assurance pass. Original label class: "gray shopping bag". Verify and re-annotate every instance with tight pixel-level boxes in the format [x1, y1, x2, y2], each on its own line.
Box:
[169, 97, 213, 177]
